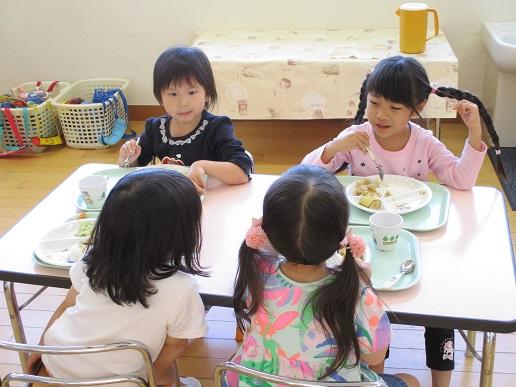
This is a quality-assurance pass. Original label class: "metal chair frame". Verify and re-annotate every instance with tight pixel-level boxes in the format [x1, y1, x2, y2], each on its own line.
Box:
[0, 339, 157, 387]
[214, 361, 387, 387]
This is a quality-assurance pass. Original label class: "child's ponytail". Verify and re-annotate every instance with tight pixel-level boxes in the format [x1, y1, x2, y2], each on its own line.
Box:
[307, 249, 361, 378]
[434, 87, 507, 179]
[353, 74, 370, 125]
[233, 242, 264, 332]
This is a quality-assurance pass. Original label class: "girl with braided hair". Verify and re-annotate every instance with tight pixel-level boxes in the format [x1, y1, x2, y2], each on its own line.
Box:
[303, 55, 505, 190]
[303, 55, 505, 387]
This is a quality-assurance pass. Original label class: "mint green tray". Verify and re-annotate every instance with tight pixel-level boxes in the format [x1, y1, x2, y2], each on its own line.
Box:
[352, 226, 421, 291]
[337, 176, 450, 232]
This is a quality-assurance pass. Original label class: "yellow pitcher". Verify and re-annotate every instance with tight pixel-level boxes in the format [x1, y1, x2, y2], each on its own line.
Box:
[396, 3, 439, 54]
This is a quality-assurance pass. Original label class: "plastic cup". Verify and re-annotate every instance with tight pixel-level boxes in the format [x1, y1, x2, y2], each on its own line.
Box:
[369, 211, 404, 251]
[78, 175, 107, 210]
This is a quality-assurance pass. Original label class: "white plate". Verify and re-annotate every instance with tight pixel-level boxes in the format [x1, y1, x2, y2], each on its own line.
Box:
[34, 219, 95, 268]
[345, 175, 432, 215]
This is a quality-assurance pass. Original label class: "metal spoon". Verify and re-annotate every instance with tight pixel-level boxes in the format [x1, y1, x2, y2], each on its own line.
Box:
[381, 259, 415, 289]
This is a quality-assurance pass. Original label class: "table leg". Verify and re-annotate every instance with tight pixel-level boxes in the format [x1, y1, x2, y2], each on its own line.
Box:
[479, 332, 496, 387]
[435, 118, 441, 140]
[3, 281, 28, 372]
[465, 330, 477, 358]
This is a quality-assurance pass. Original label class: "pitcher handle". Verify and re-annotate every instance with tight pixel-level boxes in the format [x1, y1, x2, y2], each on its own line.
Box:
[427, 9, 440, 41]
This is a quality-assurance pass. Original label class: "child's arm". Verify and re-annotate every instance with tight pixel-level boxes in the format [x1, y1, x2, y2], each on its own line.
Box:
[189, 160, 248, 192]
[361, 346, 389, 366]
[302, 128, 369, 171]
[152, 336, 189, 386]
[456, 100, 482, 151]
[27, 287, 79, 372]
[355, 286, 391, 366]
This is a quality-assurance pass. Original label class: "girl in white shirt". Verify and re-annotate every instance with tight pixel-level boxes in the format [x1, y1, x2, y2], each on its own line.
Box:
[28, 168, 208, 387]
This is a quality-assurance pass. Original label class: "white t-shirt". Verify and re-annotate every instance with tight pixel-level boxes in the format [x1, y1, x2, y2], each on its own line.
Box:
[42, 259, 207, 380]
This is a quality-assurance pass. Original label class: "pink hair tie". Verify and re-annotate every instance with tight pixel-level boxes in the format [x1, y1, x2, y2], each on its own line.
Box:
[245, 217, 268, 249]
[339, 229, 366, 259]
[431, 87, 438, 95]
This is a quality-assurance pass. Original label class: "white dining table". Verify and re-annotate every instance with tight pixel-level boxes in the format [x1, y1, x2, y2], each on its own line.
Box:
[0, 163, 514, 387]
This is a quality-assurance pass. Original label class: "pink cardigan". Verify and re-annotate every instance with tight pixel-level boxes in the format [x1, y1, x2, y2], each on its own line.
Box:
[302, 121, 486, 190]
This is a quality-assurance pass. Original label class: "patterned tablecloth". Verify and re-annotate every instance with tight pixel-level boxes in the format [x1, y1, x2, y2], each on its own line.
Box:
[192, 29, 459, 120]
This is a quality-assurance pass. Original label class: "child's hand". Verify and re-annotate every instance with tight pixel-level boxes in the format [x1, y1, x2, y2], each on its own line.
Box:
[322, 131, 369, 163]
[118, 139, 141, 167]
[188, 161, 207, 194]
[456, 100, 481, 132]
[455, 100, 482, 150]
[336, 131, 370, 153]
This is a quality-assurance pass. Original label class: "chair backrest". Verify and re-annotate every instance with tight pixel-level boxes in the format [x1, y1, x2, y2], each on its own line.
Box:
[214, 361, 387, 387]
[244, 150, 255, 174]
[0, 340, 156, 387]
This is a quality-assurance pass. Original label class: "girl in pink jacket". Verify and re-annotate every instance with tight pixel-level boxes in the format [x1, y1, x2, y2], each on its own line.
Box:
[302, 55, 505, 387]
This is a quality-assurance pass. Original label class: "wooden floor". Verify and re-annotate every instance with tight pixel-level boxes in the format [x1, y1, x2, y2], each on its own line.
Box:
[0, 120, 515, 386]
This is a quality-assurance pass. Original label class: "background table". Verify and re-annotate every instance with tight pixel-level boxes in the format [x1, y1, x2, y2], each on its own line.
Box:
[193, 29, 459, 120]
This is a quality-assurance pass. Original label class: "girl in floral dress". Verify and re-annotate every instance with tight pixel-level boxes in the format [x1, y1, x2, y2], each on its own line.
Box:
[227, 165, 419, 387]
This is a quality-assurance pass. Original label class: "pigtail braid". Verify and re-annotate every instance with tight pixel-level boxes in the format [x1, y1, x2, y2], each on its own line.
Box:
[233, 242, 264, 332]
[307, 248, 361, 378]
[354, 74, 370, 124]
[435, 87, 507, 179]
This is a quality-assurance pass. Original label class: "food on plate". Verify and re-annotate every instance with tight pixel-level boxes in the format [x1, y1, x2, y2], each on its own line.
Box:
[352, 178, 391, 197]
[74, 221, 94, 237]
[358, 195, 381, 210]
[42, 242, 87, 265]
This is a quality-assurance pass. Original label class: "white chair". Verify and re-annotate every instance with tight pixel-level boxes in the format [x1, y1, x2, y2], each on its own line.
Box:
[214, 361, 387, 387]
[0, 340, 157, 387]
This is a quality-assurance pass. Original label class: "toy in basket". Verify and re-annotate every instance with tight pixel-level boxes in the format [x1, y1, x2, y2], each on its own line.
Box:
[0, 81, 70, 156]
[51, 78, 132, 149]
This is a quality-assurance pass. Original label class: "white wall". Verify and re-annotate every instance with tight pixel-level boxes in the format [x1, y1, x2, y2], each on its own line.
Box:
[1, 0, 515, 105]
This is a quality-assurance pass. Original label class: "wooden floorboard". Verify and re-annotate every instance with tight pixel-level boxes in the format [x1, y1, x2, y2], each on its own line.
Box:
[0, 120, 514, 386]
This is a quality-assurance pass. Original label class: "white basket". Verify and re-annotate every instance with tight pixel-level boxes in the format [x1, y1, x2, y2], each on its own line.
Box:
[52, 78, 130, 149]
[0, 81, 70, 149]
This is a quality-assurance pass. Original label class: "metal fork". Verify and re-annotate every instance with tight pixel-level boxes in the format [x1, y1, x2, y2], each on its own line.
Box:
[366, 146, 384, 181]
[123, 137, 140, 168]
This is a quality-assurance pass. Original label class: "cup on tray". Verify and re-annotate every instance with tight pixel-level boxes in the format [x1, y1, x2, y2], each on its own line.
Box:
[78, 175, 107, 210]
[369, 211, 403, 251]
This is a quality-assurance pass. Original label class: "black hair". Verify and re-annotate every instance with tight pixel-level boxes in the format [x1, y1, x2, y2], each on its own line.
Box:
[233, 164, 365, 378]
[83, 168, 207, 308]
[153, 46, 218, 109]
[354, 56, 506, 179]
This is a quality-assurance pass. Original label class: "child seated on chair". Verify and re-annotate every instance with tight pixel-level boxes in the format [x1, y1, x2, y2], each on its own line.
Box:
[118, 46, 253, 193]
[28, 169, 207, 387]
[302, 56, 506, 387]
[228, 165, 419, 387]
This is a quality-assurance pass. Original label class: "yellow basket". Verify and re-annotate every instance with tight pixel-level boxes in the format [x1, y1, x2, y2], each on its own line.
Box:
[0, 81, 70, 149]
[52, 78, 130, 149]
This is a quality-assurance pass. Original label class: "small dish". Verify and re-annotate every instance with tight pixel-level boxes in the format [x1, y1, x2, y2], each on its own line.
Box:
[66, 212, 101, 222]
[75, 196, 103, 212]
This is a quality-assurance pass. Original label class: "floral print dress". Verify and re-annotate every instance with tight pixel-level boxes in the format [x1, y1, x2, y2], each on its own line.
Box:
[225, 255, 391, 386]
